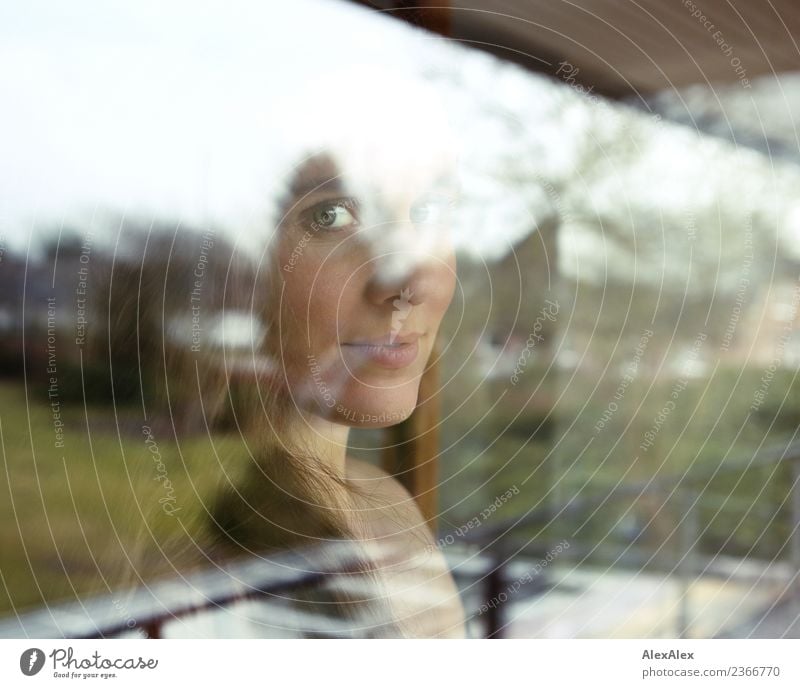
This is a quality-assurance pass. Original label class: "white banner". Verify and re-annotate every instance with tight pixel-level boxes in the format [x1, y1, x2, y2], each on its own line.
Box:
[1, 639, 798, 686]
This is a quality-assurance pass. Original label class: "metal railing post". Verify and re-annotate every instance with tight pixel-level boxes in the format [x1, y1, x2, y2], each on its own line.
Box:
[484, 552, 506, 639]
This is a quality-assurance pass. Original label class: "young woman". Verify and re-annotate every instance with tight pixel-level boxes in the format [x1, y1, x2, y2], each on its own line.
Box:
[118, 71, 468, 638]
[267, 145, 465, 636]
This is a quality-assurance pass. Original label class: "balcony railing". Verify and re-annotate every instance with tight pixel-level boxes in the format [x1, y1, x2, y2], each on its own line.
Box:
[2, 441, 798, 639]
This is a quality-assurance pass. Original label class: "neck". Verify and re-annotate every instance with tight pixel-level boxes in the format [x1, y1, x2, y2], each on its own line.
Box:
[289, 410, 351, 480]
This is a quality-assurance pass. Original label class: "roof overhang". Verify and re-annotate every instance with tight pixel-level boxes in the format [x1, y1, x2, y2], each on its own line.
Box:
[348, 1, 799, 100]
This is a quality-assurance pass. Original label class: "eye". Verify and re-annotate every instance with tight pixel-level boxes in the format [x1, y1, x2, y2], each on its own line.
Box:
[409, 194, 456, 225]
[308, 198, 359, 231]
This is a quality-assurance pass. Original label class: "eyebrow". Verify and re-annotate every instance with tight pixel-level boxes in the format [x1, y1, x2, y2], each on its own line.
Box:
[286, 175, 348, 202]
[282, 153, 348, 203]
[430, 171, 462, 196]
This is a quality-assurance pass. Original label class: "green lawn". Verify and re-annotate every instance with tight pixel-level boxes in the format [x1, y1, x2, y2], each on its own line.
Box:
[3, 361, 797, 617]
[0, 381, 247, 616]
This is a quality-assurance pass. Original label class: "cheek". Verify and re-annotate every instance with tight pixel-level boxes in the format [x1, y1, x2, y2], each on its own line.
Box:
[278, 257, 370, 415]
[279, 245, 359, 355]
[432, 254, 457, 318]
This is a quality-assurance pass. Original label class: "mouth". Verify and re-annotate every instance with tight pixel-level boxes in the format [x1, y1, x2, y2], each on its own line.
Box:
[341, 332, 424, 369]
[346, 332, 422, 346]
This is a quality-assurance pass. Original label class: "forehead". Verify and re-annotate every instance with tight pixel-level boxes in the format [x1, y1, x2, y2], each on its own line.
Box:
[285, 154, 345, 200]
[279, 68, 459, 206]
[284, 149, 458, 207]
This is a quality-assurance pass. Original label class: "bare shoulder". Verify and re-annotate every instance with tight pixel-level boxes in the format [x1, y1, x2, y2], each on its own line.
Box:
[345, 456, 468, 638]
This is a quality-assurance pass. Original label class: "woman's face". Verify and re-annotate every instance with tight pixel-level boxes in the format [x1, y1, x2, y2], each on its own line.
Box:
[271, 154, 457, 428]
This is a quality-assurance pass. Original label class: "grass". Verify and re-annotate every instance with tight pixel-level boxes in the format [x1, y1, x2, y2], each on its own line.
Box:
[0, 380, 248, 616]
[3, 360, 797, 617]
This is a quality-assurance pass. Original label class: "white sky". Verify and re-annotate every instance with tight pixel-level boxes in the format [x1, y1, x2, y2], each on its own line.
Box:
[1, 0, 798, 272]
[0, 0, 429, 250]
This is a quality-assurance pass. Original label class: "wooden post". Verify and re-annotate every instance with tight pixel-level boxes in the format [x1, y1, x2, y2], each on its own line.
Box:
[382, 352, 441, 528]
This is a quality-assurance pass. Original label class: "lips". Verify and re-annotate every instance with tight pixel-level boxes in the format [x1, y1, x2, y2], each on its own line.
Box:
[347, 332, 422, 346]
[341, 332, 422, 369]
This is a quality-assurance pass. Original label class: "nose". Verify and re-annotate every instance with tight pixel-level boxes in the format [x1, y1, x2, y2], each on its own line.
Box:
[364, 245, 446, 309]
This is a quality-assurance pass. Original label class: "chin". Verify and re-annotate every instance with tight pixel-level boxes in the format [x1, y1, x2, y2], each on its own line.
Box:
[334, 408, 414, 428]
[327, 387, 419, 428]
[294, 353, 424, 427]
